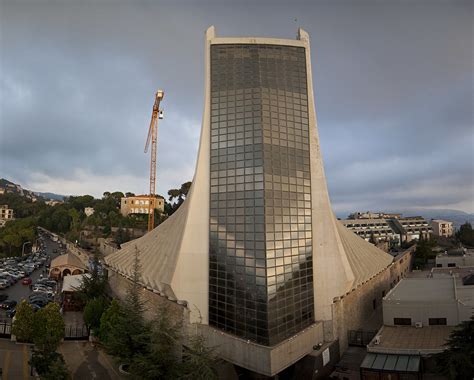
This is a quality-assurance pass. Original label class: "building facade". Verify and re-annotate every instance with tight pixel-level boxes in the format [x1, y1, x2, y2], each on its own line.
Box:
[120, 195, 164, 216]
[105, 27, 394, 377]
[0, 205, 14, 227]
[430, 219, 453, 237]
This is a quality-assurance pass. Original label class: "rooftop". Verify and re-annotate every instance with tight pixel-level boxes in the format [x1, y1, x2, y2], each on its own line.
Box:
[385, 277, 455, 302]
[367, 325, 454, 355]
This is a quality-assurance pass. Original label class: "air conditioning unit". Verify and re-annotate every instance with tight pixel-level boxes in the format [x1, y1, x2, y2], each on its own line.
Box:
[374, 336, 381, 345]
[415, 322, 423, 328]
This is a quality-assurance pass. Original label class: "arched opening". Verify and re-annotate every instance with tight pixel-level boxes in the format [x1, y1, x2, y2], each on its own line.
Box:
[72, 269, 83, 275]
[63, 268, 71, 277]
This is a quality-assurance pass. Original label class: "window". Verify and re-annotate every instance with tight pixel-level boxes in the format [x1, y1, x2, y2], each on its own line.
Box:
[447, 263, 456, 268]
[429, 318, 447, 326]
[394, 318, 411, 326]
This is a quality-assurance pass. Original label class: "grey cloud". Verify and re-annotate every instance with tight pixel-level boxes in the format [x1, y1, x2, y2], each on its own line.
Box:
[0, 0, 472, 211]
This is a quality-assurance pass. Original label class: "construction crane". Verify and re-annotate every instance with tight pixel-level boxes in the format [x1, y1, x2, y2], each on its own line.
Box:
[144, 90, 164, 232]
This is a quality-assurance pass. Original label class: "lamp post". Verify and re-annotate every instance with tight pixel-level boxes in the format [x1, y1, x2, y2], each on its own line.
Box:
[22, 241, 31, 256]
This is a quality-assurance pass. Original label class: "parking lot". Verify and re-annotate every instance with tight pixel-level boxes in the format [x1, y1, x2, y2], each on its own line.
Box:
[0, 235, 62, 321]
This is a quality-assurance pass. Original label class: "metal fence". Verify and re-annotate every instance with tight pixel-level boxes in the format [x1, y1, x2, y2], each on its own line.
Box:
[64, 325, 89, 341]
[348, 330, 377, 346]
[0, 322, 11, 338]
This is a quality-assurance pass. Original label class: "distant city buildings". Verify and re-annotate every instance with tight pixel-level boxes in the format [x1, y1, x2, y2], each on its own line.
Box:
[120, 194, 164, 216]
[348, 211, 402, 220]
[342, 213, 432, 248]
[430, 219, 454, 238]
[0, 205, 14, 227]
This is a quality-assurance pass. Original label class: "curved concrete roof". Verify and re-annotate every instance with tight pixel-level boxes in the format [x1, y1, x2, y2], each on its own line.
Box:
[105, 199, 190, 298]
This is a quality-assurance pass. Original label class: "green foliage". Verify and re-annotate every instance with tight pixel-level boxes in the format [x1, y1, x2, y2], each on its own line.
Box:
[413, 236, 436, 269]
[0, 193, 47, 218]
[130, 305, 182, 379]
[435, 317, 474, 379]
[32, 303, 65, 353]
[98, 249, 219, 379]
[102, 249, 149, 362]
[167, 181, 192, 215]
[180, 335, 219, 380]
[31, 350, 69, 380]
[114, 227, 132, 245]
[456, 222, 474, 247]
[0, 216, 37, 256]
[12, 300, 35, 343]
[77, 253, 107, 301]
[84, 297, 109, 333]
[98, 299, 123, 344]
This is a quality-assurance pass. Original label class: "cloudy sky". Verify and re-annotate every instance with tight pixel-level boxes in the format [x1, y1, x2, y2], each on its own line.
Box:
[1, 0, 473, 214]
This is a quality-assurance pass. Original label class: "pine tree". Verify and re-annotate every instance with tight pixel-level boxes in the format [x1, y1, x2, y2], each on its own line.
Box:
[435, 317, 474, 379]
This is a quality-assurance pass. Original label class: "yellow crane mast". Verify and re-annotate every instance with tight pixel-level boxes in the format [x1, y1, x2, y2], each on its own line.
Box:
[144, 90, 164, 231]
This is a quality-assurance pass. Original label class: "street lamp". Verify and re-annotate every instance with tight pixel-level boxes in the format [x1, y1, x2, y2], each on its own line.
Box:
[22, 241, 31, 256]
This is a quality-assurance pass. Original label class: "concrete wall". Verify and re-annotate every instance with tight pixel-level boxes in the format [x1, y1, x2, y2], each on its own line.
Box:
[98, 238, 119, 257]
[196, 322, 324, 377]
[108, 269, 187, 323]
[331, 249, 413, 353]
[382, 299, 461, 326]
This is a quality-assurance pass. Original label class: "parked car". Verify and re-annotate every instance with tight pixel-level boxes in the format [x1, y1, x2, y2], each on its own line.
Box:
[22, 277, 32, 285]
[8, 303, 41, 318]
[0, 300, 17, 310]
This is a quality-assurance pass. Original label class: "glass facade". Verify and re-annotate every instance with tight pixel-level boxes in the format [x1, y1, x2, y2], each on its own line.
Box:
[209, 44, 314, 346]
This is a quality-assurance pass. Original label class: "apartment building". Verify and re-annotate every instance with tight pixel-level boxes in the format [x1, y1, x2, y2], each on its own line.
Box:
[120, 195, 165, 216]
[430, 219, 454, 238]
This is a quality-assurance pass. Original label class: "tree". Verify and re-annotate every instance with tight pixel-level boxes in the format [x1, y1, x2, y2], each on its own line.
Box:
[102, 248, 149, 362]
[130, 305, 182, 379]
[456, 222, 474, 247]
[435, 317, 474, 379]
[31, 351, 69, 380]
[180, 335, 219, 380]
[12, 300, 35, 343]
[77, 253, 107, 301]
[84, 297, 109, 334]
[167, 181, 192, 215]
[32, 303, 65, 353]
[99, 299, 123, 344]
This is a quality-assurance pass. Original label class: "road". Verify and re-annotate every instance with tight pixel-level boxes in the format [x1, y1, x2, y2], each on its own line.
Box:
[0, 238, 62, 320]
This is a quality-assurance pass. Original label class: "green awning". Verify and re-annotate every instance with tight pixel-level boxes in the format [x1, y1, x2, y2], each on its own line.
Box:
[361, 353, 420, 373]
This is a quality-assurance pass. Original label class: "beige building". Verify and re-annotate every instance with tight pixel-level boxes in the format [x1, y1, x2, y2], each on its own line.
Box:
[430, 219, 453, 237]
[120, 195, 164, 216]
[0, 205, 14, 227]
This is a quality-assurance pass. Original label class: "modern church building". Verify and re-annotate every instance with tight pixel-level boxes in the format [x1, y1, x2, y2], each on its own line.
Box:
[105, 27, 403, 377]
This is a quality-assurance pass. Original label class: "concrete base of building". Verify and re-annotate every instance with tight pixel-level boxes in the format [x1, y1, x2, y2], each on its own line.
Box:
[195, 322, 324, 377]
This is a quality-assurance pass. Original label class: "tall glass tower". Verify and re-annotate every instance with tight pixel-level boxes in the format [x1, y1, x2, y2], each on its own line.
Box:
[208, 44, 314, 345]
[105, 27, 394, 376]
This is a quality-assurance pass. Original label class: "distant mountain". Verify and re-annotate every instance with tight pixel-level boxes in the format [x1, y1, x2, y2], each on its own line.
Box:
[0, 178, 39, 201]
[0, 178, 66, 202]
[34, 192, 66, 201]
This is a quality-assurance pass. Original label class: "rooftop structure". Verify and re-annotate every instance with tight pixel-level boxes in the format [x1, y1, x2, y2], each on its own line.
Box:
[105, 27, 393, 376]
[436, 249, 474, 268]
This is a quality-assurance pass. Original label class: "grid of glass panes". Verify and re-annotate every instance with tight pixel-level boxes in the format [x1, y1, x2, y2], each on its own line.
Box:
[209, 44, 314, 346]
